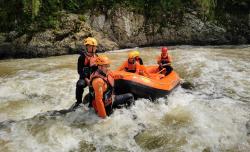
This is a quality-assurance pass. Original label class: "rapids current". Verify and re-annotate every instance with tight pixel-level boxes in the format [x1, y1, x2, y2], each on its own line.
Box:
[0, 46, 250, 152]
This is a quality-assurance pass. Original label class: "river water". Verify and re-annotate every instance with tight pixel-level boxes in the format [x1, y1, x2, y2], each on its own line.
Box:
[0, 46, 250, 152]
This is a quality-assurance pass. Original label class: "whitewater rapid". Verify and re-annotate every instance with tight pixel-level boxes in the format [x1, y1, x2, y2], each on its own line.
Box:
[0, 46, 250, 152]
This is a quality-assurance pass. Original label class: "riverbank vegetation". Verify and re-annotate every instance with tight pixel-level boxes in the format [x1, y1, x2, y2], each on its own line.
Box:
[1, 0, 249, 34]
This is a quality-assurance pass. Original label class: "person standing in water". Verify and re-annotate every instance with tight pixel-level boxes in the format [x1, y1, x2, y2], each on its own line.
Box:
[90, 55, 134, 118]
[70, 37, 98, 110]
[157, 47, 173, 75]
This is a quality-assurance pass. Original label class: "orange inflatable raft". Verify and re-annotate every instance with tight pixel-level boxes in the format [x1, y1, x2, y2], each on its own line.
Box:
[112, 65, 180, 99]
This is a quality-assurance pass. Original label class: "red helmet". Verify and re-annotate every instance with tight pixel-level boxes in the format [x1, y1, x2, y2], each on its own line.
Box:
[161, 47, 168, 53]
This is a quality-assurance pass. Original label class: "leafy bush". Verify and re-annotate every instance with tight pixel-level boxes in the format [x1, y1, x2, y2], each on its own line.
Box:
[0, 0, 249, 34]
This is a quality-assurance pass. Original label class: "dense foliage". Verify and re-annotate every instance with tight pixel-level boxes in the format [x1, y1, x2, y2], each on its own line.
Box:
[0, 0, 249, 34]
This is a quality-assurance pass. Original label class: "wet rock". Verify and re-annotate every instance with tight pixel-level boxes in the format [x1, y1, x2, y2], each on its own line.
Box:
[246, 120, 250, 136]
[202, 147, 211, 152]
[0, 120, 15, 129]
[78, 141, 96, 152]
[237, 36, 248, 44]
[138, 123, 146, 128]
[132, 114, 137, 120]
[11, 34, 31, 58]
[134, 129, 187, 151]
[162, 106, 193, 127]
[0, 42, 13, 58]
[181, 81, 195, 90]
[102, 146, 128, 152]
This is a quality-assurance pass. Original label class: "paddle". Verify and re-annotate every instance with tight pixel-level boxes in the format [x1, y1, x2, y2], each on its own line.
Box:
[157, 68, 165, 74]
[161, 63, 172, 67]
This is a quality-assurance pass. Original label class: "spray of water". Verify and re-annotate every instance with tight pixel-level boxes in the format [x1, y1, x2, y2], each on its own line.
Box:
[0, 46, 250, 151]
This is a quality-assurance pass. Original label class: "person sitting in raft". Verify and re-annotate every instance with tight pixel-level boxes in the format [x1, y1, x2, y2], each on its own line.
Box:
[89, 55, 134, 118]
[117, 51, 141, 73]
[118, 51, 151, 77]
[133, 50, 143, 65]
[157, 47, 173, 76]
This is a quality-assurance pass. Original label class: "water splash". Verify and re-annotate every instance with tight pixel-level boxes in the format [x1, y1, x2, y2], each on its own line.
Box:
[0, 46, 250, 151]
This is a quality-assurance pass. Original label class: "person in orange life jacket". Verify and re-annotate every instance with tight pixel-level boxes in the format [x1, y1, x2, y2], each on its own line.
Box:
[90, 55, 134, 118]
[157, 47, 173, 76]
[118, 51, 151, 77]
[133, 50, 143, 65]
[117, 52, 141, 73]
[132, 50, 153, 77]
[70, 37, 98, 110]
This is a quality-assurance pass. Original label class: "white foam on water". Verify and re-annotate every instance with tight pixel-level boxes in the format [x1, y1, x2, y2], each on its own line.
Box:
[0, 46, 250, 151]
[1, 120, 83, 152]
[0, 68, 77, 121]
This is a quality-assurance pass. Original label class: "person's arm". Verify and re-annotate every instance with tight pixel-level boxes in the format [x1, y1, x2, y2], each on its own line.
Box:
[117, 61, 127, 71]
[92, 78, 106, 118]
[135, 62, 141, 74]
[77, 55, 85, 79]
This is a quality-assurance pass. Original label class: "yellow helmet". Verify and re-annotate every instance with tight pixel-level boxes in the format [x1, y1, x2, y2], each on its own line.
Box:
[128, 51, 136, 59]
[133, 50, 140, 57]
[83, 37, 98, 46]
[95, 55, 111, 65]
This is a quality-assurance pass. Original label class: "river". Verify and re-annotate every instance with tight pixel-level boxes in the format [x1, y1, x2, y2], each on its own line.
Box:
[0, 46, 250, 152]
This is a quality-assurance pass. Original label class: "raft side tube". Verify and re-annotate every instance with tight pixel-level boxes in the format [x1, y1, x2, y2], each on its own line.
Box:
[114, 79, 176, 100]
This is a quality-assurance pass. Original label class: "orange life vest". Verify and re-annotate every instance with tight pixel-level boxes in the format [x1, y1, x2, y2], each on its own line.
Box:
[160, 54, 170, 64]
[125, 60, 137, 73]
[84, 53, 97, 66]
[90, 70, 114, 110]
[83, 53, 98, 77]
